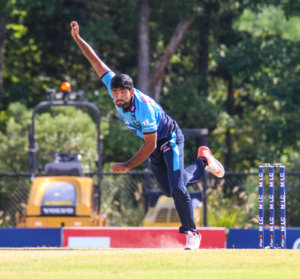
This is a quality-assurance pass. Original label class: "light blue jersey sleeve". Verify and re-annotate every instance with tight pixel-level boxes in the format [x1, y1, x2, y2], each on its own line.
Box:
[101, 71, 116, 98]
[136, 94, 159, 134]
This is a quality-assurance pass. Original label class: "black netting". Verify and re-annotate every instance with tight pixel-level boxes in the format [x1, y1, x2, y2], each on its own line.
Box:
[0, 171, 299, 228]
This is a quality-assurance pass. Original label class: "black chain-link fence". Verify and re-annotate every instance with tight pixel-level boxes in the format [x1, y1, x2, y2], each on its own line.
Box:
[0, 170, 300, 228]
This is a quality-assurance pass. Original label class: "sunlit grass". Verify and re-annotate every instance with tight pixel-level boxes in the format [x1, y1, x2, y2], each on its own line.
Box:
[0, 248, 299, 279]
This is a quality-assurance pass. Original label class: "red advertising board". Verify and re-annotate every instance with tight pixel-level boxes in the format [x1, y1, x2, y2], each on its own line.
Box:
[63, 227, 226, 249]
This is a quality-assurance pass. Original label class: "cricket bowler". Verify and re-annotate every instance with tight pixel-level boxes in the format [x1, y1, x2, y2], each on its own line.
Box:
[70, 21, 225, 250]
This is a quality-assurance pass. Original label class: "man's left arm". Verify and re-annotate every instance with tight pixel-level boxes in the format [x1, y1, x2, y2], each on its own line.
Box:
[112, 132, 157, 173]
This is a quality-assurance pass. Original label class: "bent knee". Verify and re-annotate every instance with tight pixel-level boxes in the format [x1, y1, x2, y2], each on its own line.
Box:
[171, 186, 189, 198]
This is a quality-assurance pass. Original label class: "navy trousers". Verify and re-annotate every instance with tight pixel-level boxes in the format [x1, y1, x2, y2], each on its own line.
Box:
[149, 131, 205, 234]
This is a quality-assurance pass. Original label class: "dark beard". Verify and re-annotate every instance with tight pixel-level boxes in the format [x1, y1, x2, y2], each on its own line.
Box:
[115, 100, 131, 109]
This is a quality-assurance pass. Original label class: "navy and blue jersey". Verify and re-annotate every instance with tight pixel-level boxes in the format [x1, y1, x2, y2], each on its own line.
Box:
[102, 72, 202, 234]
[102, 71, 182, 141]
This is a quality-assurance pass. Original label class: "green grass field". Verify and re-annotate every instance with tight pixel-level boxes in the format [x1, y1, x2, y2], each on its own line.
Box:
[0, 248, 299, 279]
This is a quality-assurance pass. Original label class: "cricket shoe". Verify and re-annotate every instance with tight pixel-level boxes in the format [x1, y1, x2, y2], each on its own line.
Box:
[197, 146, 225, 178]
[184, 231, 201, 250]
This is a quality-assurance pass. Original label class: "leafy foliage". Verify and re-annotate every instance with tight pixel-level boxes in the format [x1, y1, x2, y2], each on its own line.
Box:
[1, 0, 300, 227]
[207, 177, 257, 228]
[0, 103, 102, 172]
[0, 102, 31, 172]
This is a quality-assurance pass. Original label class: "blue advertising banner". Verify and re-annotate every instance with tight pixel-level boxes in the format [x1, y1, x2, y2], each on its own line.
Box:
[227, 228, 300, 249]
[0, 228, 62, 247]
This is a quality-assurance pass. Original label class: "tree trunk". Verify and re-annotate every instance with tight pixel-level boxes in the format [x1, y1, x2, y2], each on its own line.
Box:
[0, 18, 5, 109]
[225, 76, 234, 170]
[153, 78, 162, 101]
[197, 3, 211, 102]
[149, 15, 196, 101]
[198, 4, 211, 77]
[137, 0, 150, 92]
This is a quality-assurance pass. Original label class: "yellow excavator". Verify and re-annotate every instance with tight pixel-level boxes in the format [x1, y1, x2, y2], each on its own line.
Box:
[17, 82, 104, 228]
[142, 191, 203, 227]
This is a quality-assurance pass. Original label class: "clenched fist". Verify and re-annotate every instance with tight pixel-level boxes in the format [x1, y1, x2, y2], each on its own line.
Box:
[70, 21, 79, 39]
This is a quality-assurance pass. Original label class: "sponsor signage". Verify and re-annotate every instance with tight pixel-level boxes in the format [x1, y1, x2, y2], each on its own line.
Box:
[0, 228, 62, 247]
[63, 227, 226, 249]
[41, 206, 75, 216]
[227, 228, 300, 249]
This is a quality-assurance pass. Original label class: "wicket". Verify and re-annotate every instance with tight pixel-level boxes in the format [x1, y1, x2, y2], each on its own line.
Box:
[258, 163, 286, 249]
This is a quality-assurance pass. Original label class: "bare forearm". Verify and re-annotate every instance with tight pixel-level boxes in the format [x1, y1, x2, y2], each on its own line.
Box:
[70, 21, 110, 77]
[126, 142, 155, 170]
[112, 133, 157, 174]
[74, 36, 101, 64]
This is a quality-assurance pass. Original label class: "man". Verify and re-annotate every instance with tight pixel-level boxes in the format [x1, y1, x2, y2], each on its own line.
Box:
[70, 21, 225, 250]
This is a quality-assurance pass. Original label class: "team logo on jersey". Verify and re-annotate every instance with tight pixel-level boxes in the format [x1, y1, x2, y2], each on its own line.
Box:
[142, 119, 156, 126]
[160, 142, 170, 153]
[142, 119, 150, 126]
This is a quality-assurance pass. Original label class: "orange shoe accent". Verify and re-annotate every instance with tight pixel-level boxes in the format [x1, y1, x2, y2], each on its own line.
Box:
[197, 146, 225, 178]
[197, 146, 213, 164]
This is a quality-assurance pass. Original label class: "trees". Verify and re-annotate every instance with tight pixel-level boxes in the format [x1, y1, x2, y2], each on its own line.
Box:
[209, 2, 300, 170]
[0, 103, 99, 172]
[160, 0, 300, 170]
[0, 0, 300, 229]
[137, 0, 196, 100]
[0, 0, 11, 109]
[0, 0, 299, 172]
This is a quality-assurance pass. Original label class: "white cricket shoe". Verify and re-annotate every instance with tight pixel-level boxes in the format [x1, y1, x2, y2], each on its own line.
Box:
[184, 231, 201, 250]
[197, 146, 225, 178]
